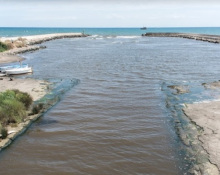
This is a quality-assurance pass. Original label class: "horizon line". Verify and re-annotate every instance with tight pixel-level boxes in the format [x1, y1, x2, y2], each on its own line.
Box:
[0, 26, 220, 28]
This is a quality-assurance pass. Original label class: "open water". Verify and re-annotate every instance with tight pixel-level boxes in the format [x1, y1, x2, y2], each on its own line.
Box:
[0, 28, 220, 174]
[1, 27, 220, 37]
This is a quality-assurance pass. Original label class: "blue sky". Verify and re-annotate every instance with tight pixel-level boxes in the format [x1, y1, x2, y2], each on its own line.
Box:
[0, 0, 220, 27]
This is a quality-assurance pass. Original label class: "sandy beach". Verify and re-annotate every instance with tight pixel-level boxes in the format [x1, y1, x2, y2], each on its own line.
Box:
[0, 77, 49, 101]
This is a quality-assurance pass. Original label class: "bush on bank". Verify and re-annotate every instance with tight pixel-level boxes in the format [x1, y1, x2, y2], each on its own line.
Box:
[0, 90, 33, 138]
[0, 42, 8, 52]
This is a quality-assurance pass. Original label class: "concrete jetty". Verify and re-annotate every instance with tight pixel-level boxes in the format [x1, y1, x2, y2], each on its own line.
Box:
[142, 33, 220, 44]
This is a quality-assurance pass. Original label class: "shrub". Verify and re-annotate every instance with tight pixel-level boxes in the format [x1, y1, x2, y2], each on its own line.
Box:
[4, 40, 14, 49]
[38, 103, 44, 110]
[14, 40, 25, 48]
[0, 98, 26, 124]
[14, 90, 33, 109]
[32, 105, 40, 114]
[1, 127, 8, 139]
[0, 42, 8, 52]
[0, 90, 33, 125]
[31, 103, 44, 115]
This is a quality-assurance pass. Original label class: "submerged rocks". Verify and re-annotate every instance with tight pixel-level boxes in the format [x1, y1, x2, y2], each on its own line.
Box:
[202, 80, 220, 89]
[167, 85, 190, 94]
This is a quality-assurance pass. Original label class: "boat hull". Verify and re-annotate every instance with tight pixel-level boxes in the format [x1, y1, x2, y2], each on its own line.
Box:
[0, 64, 28, 73]
[6, 67, 33, 75]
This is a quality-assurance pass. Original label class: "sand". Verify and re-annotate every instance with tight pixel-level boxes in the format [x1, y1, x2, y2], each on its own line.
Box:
[0, 53, 23, 64]
[0, 77, 51, 149]
[0, 77, 49, 101]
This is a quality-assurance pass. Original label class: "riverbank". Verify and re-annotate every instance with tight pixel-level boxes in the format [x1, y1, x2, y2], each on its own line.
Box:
[0, 77, 50, 149]
[142, 33, 220, 44]
[0, 33, 87, 64]
[0, 33, 87, 149]
[165, 81, 220, 174]
[182, 81, 220, 174]
[0, 77, 49, 101]
[183, 100, 220, 174]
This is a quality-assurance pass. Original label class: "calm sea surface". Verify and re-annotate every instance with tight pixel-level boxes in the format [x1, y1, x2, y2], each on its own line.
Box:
[0, 29, 220, 174]
[1, 27, 220, 37]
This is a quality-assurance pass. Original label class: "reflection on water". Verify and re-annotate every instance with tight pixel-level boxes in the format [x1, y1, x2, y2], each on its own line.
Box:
[0, 36, 220, 174]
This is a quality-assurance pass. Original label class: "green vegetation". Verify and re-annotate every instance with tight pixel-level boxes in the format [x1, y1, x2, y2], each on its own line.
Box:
[31, 103, 44, 115]
[12, 89, 33, 110]
[0, 89, 33, 124]
[1, 127, 8, 139]
[0, 90, 33, 139]
[0, 42, 8, 52]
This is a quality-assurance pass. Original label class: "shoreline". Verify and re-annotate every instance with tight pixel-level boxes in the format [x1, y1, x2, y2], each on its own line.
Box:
[0, 77, 78, 150]
[165, 81, 220, 174]
[183, 101, 220, 174]
[0, 32, 88, 64]
[0, 33, 86, 149]
[142, 33, 220, 44]
[182, 81, 220, 174]
[0, 77, 51, 149]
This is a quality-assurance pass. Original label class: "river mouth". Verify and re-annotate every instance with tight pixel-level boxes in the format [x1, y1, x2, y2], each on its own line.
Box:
[0, 35, 220, 174]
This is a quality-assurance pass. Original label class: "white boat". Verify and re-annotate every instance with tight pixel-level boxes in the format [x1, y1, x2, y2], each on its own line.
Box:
[0, 64, 28, 73]
[5, 67, 33, 75]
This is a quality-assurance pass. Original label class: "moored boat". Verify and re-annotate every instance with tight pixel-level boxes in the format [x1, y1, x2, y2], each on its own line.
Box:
[0, 64, 28, 73]
[5, 67, 33, 75]
[140, 27, 147, 30]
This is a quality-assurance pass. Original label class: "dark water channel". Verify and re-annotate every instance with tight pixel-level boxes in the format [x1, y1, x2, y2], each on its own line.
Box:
[0, 36, 220, 174]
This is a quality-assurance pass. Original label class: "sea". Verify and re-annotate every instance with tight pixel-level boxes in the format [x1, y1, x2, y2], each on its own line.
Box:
[0, 27, 220, 175]
[0, 27, 220, 37]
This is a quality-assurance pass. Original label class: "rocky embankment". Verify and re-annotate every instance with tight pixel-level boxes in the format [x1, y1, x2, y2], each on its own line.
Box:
[142, 33, 220, 44]
[0, 33, 88, 64]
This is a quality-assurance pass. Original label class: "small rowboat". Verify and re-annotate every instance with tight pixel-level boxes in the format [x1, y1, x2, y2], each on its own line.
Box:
[5, 67, 33, 75]
[0, 64, 28, 73]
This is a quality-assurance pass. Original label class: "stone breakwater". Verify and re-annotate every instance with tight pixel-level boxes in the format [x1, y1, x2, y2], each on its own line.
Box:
[142, 33, 220, 44]
[0, 33, 88, 64]
[15, 33, 88, 45]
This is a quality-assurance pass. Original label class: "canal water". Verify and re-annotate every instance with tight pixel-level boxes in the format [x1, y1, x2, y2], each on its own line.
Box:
[0, 35, 220, 174]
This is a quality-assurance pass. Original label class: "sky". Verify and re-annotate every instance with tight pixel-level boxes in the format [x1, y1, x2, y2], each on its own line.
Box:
[0, 0, 220, 27]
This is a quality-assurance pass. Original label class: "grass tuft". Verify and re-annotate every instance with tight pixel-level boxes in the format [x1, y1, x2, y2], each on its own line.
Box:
[0, 42, 8, 52]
